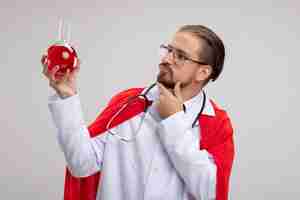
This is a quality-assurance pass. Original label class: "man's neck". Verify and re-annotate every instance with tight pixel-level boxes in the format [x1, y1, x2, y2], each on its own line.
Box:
[163, 82, 203, 102]
[181, 84, 203, 102]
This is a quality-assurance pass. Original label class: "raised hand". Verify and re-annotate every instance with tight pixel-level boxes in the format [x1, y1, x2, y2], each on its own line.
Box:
[156, 82, 184, 119]
[41, 55, 80, 99]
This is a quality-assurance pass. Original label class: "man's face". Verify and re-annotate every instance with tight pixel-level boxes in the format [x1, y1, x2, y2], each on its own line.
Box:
[157, 31, 204, 89]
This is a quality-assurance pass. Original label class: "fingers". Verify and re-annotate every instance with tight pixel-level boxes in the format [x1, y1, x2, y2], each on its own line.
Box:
[71, 64, 80, 77]
[75, 57, 80, 68]
[62, 68, 71, 83]
[68, 58, 80, 79]
[41, 54, 48, 77]
[73, 66, 80, 74]
[42, 55, 81, 91]
[157, 82, 172, 97]
[49, 65, 60, 82]
[42, 64, 48, 78]
[41, 55, 56, 81]
[174, 82, 183, 102]
[41, 54, 47, 66]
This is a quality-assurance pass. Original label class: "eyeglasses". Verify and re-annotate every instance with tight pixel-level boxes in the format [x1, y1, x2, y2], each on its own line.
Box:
[159, 44, 208, 66]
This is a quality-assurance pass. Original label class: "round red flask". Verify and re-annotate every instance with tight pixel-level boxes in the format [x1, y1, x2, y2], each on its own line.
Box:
[45, 41, 78, 78]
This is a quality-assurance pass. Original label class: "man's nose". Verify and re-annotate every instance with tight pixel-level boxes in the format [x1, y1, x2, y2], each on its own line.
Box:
[161, 51, 175, 65]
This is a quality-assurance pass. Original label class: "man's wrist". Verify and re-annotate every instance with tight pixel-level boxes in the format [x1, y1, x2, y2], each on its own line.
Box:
[58, 91, 77, 99]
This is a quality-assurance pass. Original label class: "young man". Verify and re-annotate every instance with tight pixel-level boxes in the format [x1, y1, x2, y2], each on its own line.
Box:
[43, 25, 234, 200]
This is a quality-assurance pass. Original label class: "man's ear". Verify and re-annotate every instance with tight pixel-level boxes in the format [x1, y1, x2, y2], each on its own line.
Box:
[195, 65, 213, 82]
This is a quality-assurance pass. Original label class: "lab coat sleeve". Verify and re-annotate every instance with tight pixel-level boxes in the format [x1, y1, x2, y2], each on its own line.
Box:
[48, 93, 105, 177]
[157, 111, 216, 200]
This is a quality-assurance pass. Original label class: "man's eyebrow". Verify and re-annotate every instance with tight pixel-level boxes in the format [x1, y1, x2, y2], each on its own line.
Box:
[168, 44, 188, 56]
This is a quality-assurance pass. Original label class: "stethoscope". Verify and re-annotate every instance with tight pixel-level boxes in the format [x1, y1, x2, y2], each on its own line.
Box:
[106, 82, 206, 142]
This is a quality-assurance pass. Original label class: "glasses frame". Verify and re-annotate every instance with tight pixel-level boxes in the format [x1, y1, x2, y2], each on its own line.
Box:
[160, 44, 208, 66]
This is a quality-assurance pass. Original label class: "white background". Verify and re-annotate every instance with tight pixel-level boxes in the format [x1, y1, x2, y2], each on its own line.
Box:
[0, 0, 299, 199]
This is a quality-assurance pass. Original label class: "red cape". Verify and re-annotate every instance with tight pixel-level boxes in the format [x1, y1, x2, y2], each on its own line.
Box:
[63, 88, 234, 200]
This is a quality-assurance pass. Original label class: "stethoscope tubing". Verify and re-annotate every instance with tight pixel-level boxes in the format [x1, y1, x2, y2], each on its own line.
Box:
[106, 82, 206, 141]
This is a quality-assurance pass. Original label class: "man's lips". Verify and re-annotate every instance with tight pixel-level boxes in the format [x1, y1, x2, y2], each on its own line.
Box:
[159, 63, 172, 73]
[159, 70, 168, 75]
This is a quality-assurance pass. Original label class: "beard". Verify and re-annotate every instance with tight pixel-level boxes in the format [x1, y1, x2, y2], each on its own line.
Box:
[156, 62, 192, 90]
[156, 63, 176, 89]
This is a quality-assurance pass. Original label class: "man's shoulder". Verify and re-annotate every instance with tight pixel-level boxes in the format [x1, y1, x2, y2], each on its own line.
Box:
[205, 99, 234, 140]
[209, 99, 231, 121]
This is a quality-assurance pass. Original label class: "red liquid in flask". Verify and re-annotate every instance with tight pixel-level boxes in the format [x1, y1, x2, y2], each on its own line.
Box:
[45, 43, 78, 79]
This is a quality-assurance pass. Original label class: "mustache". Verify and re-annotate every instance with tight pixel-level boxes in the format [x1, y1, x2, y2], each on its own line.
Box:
[158, 62, 172, 77]
[157, 62, 176, 89]
[159, 62, 170, 67]
[159, 62, 172, 73]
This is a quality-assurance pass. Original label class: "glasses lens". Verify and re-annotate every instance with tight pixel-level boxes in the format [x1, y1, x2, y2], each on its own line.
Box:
[159, 45, 169, 59]
[159, 44, 185, 65]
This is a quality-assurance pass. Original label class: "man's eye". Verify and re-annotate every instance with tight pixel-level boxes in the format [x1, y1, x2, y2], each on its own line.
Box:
[176, 53, 186, 60]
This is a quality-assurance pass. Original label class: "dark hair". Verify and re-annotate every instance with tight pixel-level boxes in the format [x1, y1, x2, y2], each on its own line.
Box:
[178, 25, 225, 81]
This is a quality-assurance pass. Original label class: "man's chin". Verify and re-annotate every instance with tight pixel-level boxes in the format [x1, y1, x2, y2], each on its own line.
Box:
[156, 80, 175, 89]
